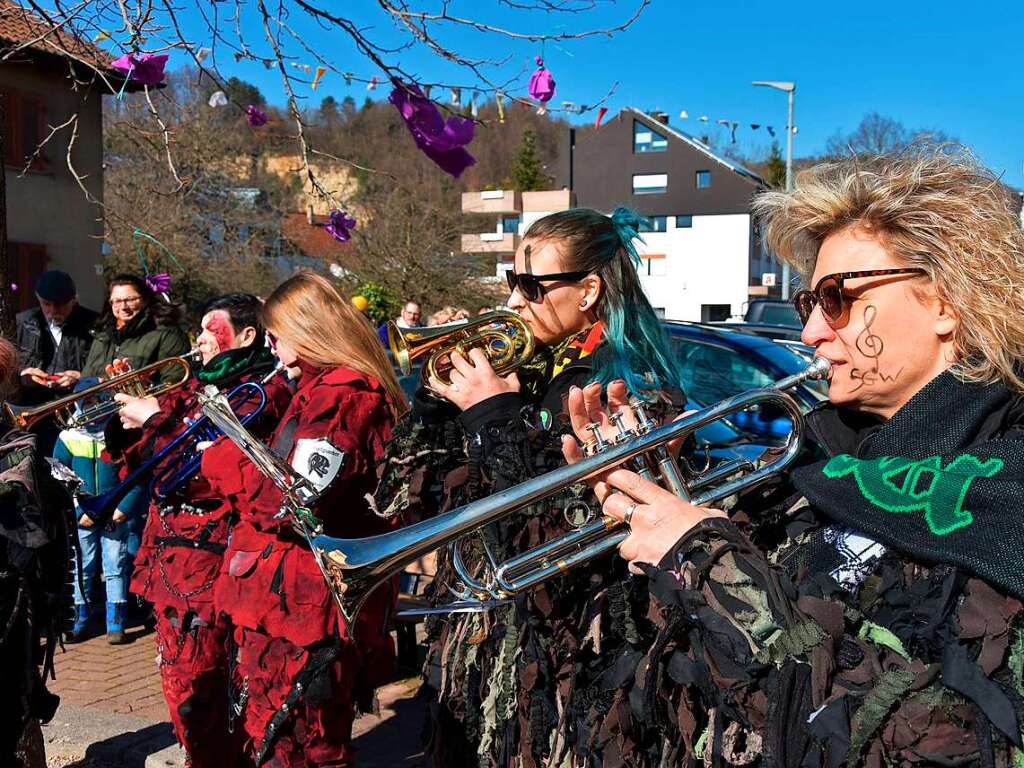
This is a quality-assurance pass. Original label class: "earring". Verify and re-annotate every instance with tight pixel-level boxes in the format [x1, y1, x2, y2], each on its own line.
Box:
[579, 301, 588, 310]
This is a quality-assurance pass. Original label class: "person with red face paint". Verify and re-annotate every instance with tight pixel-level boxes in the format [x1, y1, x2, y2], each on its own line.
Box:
[201, 273, 407, 767]
[107, 293, 292, 767]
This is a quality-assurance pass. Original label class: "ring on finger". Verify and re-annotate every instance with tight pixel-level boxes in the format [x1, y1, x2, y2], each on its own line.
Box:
[623, 502, 637, 527]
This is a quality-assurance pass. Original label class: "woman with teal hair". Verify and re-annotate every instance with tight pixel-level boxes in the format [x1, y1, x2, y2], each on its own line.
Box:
[375, 207, 686, 768]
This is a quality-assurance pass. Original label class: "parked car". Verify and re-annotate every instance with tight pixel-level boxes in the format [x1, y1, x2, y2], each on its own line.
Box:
[743, 298, 802, 328]
[663, 321, 827, 440]
[709, 320, 805, 343]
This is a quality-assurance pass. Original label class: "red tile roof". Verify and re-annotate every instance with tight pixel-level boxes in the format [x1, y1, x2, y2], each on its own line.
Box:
[281, 212, 361, 267]
[0, 0, 122, 80]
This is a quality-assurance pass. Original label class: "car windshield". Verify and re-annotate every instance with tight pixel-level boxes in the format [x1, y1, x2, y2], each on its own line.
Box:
[759, 303, 801, 326]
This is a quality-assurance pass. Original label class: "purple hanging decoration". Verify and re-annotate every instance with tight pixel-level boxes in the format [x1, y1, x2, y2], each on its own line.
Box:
[324, 209, 357, 243]
[145, 273, 172, 294]
[388, 81, 476, 178]
[528, 56, 556, 115]
[246, 105, 268, 127]
[111, 53, 168, 86]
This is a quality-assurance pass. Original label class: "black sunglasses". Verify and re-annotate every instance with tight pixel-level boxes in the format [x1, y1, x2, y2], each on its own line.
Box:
[505, 269, 590, 303]
[792, 268, 927, 325]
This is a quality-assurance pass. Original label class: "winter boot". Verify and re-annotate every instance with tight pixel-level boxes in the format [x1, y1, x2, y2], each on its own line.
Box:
[106, 602, 127, 645]
[66, 604, 91, 643]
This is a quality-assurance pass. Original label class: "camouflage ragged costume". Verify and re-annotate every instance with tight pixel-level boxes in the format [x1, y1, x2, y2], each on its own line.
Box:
[635, 370, 1024, 766]
[375, 324, 685, 767]
[0, 429, 74, 768]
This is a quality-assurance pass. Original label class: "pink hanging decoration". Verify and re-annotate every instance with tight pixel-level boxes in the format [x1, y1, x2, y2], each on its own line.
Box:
[528, 56, 555, 115]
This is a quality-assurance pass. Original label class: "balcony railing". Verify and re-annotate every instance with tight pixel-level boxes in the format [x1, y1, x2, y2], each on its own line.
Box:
[522, 189, 574, 212]
[461, 190, 522, 215]
[461, 232, 519, 253]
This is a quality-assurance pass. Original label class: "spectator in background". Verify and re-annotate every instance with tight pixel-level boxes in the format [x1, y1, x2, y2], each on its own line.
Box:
[398, 301, 422, 328]
[476, 305, 494, 316]
[426, 306, 469, 327]
[79, 274, 190, 629]
[81, 273, 191, 380]
[378, 299, 422, 347]
[15, 270, 98, 454]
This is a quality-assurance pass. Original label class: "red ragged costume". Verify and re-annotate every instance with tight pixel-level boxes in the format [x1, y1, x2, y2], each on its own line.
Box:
[110, 351, 292, 768]
[203, 362, 398, 767]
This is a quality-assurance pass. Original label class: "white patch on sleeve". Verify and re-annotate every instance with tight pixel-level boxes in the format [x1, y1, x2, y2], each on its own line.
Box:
[290, 438, 347, 493]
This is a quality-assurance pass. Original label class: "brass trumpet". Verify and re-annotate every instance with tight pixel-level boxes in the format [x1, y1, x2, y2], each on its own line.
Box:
[388, 309, 534, 384]
[4, 352, 196, 430]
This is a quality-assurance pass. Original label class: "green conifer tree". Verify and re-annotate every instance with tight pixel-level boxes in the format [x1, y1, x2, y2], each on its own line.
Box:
[512, 128, 546, 191]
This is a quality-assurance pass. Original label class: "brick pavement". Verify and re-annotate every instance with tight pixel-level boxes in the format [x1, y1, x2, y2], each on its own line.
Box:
[45, 623, 427, 767]
[51, 625, 169, 722]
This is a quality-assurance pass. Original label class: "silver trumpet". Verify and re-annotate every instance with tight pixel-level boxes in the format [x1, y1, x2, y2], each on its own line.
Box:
[314, 357, 831, 624]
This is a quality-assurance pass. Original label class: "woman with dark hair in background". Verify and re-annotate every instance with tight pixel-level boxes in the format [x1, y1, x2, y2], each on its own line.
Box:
[65, 273, 191, 642]
[82, 273, 191, 380]
[375, 207, 687, 767]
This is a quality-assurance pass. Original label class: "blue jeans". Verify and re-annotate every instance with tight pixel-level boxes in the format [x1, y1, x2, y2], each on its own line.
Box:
[73, 520, 131, 606]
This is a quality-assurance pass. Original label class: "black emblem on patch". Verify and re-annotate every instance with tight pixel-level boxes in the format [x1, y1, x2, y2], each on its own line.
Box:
[308, 452, 331, 478]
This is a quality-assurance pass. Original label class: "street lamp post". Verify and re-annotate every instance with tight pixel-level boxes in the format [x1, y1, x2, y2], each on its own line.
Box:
[752, 80, 795, 300]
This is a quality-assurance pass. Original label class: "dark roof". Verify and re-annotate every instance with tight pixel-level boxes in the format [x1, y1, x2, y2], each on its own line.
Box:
[626, 108, 766, 186]
[0, 0, 133, 87]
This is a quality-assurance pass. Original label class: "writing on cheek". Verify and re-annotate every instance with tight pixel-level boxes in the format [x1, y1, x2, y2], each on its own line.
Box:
[850, 305, 903, 392]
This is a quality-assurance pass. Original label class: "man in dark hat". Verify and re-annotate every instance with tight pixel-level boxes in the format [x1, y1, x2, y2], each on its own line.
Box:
[14, 270, 98, 452]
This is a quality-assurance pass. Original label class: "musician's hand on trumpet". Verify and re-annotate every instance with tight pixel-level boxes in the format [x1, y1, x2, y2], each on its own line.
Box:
[561, 381, 724, 571]
[428, 347, 520, 411]
[113, 393, 161, 429]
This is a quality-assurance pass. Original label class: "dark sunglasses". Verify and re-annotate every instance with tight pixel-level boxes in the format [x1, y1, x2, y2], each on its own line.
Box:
[792, 268, 927, 325]
[506, 269, 590, 303]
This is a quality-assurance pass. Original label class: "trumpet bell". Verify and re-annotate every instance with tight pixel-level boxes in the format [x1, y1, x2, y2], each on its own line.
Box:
[387, 310, 534, 384]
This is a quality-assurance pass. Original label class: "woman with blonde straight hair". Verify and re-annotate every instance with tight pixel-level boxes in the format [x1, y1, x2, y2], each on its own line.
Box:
[203, 271, 405, 767]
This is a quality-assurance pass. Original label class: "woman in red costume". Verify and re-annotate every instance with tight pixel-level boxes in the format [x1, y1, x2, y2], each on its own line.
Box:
[203, 272, 407, 767]
[110, 293, 292, 767]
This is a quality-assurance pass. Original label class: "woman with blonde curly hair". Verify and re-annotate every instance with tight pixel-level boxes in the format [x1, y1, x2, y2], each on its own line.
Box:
[558, 145, 1024, 766]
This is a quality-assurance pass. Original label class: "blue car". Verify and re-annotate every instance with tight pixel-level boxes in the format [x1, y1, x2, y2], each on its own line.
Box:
[663, 321, 827, 441]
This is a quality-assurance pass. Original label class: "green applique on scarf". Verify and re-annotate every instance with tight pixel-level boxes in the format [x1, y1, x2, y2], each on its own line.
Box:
[822, 453, 1004, 536]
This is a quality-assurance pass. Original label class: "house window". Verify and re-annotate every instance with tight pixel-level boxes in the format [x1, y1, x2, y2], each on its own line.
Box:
[638, 215, 667, 233]
[640, 254, 667, 277]
[696, 170, 711, 189]
[633, 173, 667, 194]
[700, 304, 730, 322]
[9, 242, 48, 312]
[633, 120, 668, 153]
[0, 89, 48, 170]
[501, 216, 520, 234]
[675, 215, 693, 229]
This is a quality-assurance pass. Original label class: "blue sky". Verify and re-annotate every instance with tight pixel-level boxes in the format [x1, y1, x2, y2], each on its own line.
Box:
[180, 0, 1024, 187]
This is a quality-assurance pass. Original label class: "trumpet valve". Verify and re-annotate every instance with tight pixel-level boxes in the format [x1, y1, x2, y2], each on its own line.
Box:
[583, 423, 607, 456]
[608, 412, 636, 444]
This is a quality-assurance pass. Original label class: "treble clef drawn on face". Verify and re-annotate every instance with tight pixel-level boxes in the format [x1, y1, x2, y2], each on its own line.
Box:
[850, 305, 902, 392]
[855, 305, 884, 360]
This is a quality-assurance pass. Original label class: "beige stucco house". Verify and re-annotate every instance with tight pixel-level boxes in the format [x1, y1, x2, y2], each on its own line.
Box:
[0, 1, 125, 311]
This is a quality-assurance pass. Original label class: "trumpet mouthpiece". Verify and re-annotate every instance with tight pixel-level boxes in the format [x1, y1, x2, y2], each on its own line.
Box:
[808, 357, 832, 379]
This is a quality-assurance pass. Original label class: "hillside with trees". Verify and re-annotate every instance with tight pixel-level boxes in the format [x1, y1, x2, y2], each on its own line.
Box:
[102, 72, 568, 316]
